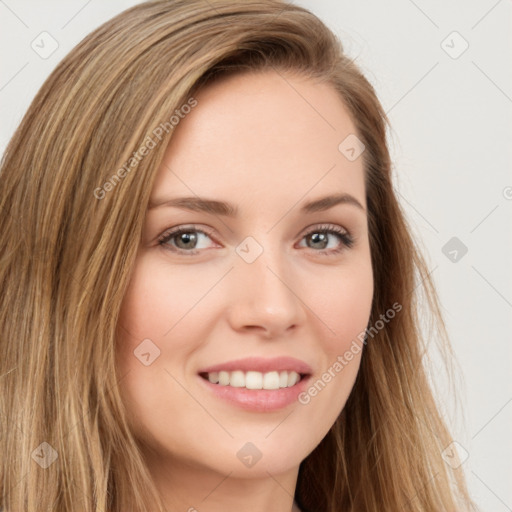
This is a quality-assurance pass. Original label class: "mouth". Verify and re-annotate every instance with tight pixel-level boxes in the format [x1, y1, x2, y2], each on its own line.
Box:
[196, 359, 313, 412]
[199, 370, 310, 390]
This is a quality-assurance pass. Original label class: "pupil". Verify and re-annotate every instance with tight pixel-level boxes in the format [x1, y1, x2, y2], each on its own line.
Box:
[177, 232, 196, 249]
[310, 232, 327, 249]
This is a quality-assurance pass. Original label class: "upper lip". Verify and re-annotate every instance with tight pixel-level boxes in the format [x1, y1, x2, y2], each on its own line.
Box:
[198, 356, 313, 376]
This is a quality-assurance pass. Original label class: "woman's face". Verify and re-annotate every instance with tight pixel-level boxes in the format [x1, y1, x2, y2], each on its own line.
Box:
[117, 70, 373, 484]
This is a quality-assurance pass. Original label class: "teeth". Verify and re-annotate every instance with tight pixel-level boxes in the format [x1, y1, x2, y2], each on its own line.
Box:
[206, 370, 302, 389]
[218, 371, 229, 386]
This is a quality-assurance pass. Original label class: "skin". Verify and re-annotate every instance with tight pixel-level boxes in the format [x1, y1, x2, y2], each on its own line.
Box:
[116, 70, 374, 512]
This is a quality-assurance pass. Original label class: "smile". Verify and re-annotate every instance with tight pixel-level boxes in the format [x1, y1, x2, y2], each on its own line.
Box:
[199, 370, 305, 390]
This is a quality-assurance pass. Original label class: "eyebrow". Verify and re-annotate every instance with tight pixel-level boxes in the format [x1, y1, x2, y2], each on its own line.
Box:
[148, 192, 366, 216]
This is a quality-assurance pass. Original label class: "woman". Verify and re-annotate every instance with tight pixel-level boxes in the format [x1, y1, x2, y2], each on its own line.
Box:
[0, 1, 478, 511]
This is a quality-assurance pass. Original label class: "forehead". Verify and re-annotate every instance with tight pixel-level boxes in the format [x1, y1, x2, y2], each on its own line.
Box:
[151, 70, 365, 210]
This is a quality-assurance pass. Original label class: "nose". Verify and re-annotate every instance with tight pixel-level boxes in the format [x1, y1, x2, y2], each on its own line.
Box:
[226, 243, 306, 339]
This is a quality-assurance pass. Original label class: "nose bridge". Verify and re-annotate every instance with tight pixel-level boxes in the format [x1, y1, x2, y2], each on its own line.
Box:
[228, 234, 305, 335]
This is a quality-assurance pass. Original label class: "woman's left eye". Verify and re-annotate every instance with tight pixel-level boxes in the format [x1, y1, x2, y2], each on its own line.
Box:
[297, 224, 354, 254]
[157, 224, 354, 255]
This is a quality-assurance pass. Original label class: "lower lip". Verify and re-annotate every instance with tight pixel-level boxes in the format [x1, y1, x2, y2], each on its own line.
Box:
[197, 374, 311, 412]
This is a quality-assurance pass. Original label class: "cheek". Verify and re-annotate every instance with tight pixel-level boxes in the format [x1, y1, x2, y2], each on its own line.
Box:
[296, 257, 373, 417]
[115, 257, 206, 445]
[115, 255, 221, 401]
[115, 256, 188, 399]
[117, 256, 208, 347]
[309, 256, 374, 352]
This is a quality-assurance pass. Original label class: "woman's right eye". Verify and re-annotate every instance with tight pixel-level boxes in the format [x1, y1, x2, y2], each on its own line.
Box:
[158, 226, 219, 255]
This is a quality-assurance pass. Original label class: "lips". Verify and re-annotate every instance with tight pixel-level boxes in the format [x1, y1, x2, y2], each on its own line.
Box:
[197, 356, 313, 376]
[196, 357, 313, 412]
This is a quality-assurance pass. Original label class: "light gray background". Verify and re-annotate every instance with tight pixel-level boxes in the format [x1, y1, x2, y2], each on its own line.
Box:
[1, 1, 511, 510]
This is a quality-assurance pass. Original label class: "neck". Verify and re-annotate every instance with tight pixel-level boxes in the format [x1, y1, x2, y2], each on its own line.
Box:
[145, 452, 301, 512]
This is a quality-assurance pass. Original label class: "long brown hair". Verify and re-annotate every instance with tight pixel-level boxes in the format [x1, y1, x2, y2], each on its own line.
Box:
[0, 1, 478, 510]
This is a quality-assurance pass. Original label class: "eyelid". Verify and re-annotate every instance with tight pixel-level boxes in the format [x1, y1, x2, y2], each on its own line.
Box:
[298, 222, 349, 238]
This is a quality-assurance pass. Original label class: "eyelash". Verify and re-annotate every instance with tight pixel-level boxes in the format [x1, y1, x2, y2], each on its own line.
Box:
[157, 223, 354, 256]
